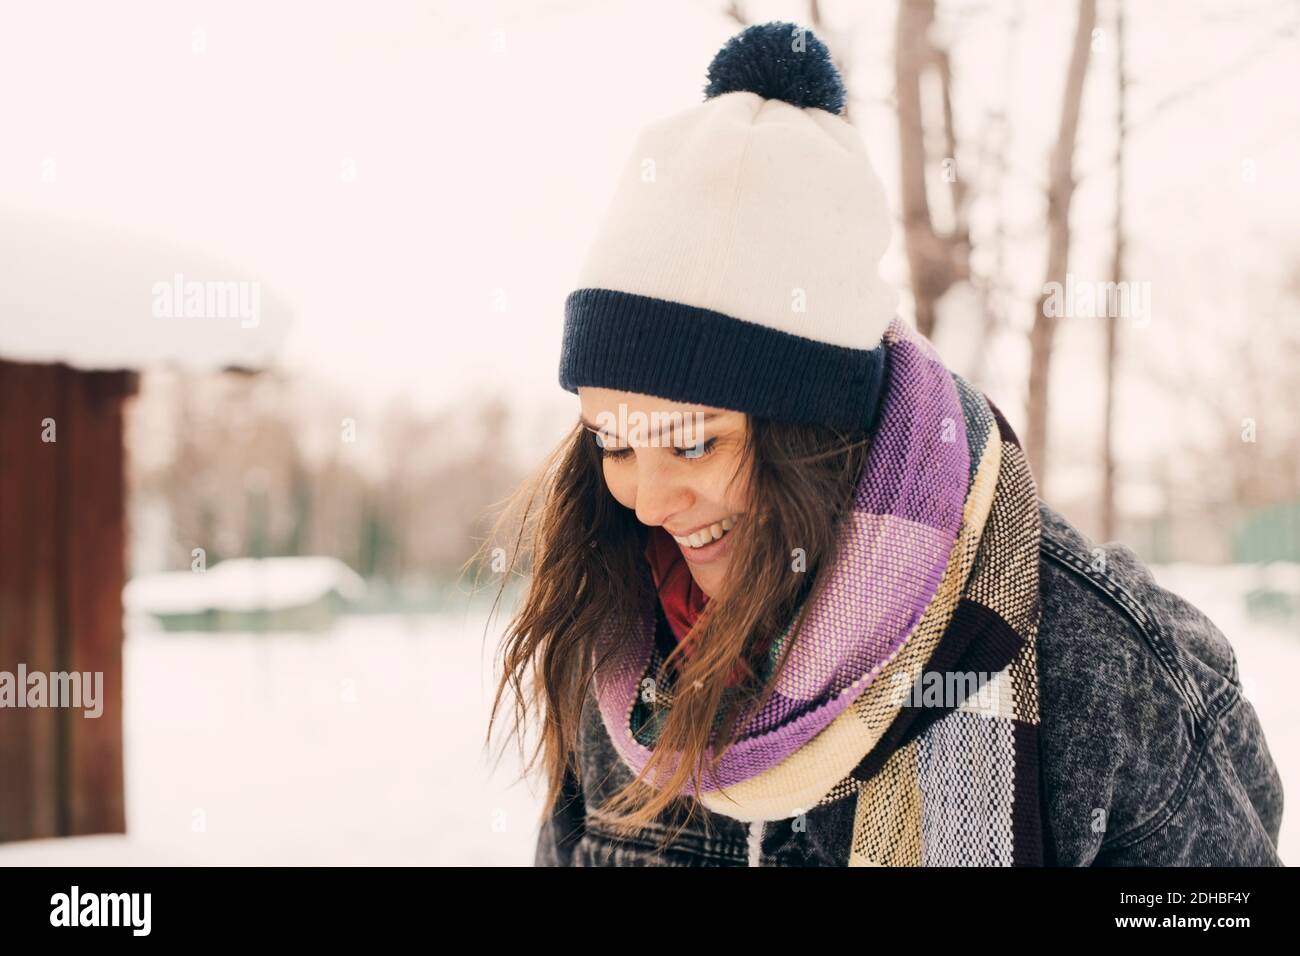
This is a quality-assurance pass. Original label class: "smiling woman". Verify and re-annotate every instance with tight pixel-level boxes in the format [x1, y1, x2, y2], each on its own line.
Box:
[479, 20, 1284, 868]
[576, 388, 757, 601]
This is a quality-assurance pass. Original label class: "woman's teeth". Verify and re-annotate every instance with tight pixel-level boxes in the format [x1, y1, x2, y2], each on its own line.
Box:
[673, 516, 737, 549]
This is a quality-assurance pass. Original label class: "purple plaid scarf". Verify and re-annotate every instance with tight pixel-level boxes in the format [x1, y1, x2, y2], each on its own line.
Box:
[592, 317, 1045, 865]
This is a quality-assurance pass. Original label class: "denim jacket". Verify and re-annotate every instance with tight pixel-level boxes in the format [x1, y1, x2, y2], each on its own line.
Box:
[535, 500, 1285, 866]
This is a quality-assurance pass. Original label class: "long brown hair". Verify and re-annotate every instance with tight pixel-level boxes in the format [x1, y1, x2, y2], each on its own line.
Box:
[478, 412, 869, 850]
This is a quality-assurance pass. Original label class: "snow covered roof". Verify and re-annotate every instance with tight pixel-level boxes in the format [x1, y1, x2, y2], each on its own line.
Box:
[0, 205, 293, 372]
[123, 557, 366, 615]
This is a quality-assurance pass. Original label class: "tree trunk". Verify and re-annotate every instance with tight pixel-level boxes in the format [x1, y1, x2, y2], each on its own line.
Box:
[895, 0, 971, 339]
[1101, 0, 1126, 542]
[1025, 0, 1098, 492]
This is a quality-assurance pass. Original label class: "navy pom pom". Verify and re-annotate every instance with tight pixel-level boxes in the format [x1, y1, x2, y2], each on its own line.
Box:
[703, 20, 845, 114]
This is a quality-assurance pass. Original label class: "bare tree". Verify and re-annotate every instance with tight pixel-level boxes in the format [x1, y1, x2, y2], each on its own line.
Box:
[1101, 0, 1126, 542]
[969, 0, 1024, 391]
[894, 0, 972, 339]
[1025, 0, 1098, 492]
[1083, 0, 1296, 535]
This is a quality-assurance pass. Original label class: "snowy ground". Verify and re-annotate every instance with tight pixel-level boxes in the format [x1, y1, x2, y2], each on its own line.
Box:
[0, 607, 542, 866]
[0, 569, 1295, 866]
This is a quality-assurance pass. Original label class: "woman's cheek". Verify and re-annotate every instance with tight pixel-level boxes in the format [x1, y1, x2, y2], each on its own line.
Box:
[602, 462, 637, 510]
[713, 449, 750, 511]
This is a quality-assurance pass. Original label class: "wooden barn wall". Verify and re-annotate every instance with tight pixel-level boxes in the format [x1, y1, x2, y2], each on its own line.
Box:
[0, 359, 133, 843]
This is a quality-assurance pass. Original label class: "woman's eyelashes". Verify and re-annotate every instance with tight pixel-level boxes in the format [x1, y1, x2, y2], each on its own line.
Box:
[595, 435, 719, 461]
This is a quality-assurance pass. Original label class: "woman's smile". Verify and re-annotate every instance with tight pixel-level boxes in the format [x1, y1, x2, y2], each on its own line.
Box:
[666, 514, 739, 550]
[666, 514, 740, 564]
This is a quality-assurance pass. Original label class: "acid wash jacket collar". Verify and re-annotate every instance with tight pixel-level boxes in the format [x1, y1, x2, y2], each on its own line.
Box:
[534, 499, 1285, 867]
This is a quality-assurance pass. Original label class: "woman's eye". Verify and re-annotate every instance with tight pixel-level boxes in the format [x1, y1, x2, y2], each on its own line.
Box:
[598, 443, 633, 460]
[594, 435, 718, 461]
[591, 432, 630, 459]
[675, 436, 718, 460]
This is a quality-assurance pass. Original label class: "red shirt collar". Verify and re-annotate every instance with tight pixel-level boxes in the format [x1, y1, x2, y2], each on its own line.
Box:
[644, 526, 747, 687]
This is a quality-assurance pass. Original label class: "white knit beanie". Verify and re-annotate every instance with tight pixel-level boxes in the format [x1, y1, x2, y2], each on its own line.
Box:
[559, 20, 899, 432]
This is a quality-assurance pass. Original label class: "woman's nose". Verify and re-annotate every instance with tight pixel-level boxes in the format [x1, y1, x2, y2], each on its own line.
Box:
[633, 455, 692, 528]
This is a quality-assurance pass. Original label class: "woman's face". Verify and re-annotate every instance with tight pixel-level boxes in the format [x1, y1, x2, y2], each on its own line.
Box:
[578, 387, 751, 599]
